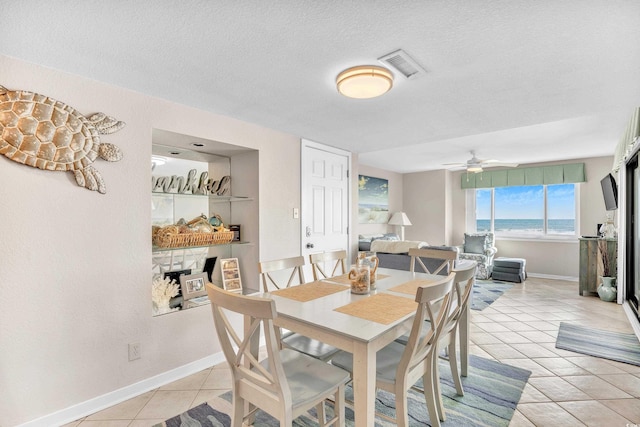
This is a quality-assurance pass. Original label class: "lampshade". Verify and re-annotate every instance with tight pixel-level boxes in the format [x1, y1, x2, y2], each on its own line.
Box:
[388, 212, 412, 226]
[336, 65, 393, 99]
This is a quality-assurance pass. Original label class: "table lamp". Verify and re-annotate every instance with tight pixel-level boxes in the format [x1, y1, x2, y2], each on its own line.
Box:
[388, 212, 412, 240]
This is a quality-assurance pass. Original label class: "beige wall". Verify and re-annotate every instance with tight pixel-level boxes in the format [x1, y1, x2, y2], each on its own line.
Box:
[0, 55, 301, 426]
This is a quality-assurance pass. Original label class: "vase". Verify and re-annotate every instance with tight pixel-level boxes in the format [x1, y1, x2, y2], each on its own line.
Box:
[597, 276, 617, 302]
[348, 264, 370, 294]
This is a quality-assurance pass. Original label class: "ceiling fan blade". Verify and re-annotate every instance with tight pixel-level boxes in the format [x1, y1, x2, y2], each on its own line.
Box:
[481, 162, 519, 168]
[442, 162, 466, 167]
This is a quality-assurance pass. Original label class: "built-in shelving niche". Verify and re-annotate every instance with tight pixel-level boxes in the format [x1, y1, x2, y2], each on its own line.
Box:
[151, 129, 259, 316]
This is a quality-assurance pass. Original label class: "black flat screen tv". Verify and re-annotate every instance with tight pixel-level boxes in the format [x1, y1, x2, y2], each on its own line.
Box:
[600, 173, 618, 211]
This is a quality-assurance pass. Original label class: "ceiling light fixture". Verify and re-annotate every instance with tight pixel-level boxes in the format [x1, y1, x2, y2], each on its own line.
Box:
[336, 65, 393, 99]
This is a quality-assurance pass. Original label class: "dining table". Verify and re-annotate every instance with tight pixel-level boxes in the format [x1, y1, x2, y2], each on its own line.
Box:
[253, 267, 470, 427]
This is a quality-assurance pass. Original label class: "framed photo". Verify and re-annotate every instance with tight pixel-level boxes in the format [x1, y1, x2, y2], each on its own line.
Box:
[221, 257, 242, 293]
[229, 224, 241, 242]
[179, 272, 208, 300]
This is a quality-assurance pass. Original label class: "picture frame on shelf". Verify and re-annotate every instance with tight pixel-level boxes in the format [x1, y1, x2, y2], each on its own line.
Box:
[221, 257, 242, 293]
[229, 224, 241, 242]
[179, 272, 208, 300]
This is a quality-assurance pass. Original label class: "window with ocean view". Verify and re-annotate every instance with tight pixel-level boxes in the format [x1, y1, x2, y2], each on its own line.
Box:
[475, 184, 577, 237]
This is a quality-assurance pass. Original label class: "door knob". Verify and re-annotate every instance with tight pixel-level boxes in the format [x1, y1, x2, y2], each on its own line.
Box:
[306, 243, 314, 249]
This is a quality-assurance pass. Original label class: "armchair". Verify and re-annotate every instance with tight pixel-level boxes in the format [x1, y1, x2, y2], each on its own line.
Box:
[458, 232, 497, 279]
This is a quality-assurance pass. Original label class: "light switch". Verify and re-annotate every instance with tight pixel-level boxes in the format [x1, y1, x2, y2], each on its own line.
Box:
[293, 208, 299, 219]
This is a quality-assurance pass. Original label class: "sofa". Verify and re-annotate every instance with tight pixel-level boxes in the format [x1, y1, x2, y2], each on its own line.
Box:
[358, 234, 461, 275]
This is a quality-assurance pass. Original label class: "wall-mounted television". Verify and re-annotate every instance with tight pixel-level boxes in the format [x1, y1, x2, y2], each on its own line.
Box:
[600, 173, 618, 211]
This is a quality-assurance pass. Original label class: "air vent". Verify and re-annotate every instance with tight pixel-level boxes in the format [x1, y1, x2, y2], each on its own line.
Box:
[378, 49, 427, 80]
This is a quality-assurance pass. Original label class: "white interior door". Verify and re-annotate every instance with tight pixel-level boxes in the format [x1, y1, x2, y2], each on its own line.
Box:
[301, 140, 350, 262]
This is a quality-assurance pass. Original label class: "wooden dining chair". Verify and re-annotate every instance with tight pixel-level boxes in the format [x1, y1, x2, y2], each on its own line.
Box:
[330, 273, 455, 427]
[309, 250, 347, 281]
[429, 261, 477, 423]
[409, 247, 458, 275]
[258, 256, 340, 361]
[206, 283, 349, 427]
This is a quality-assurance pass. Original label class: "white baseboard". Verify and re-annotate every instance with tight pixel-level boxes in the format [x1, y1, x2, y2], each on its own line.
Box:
[526, 272, 578, 282]
[18, 352, 227, 427]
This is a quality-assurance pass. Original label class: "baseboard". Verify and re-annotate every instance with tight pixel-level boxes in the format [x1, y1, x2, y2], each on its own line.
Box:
[526, 272, 578, 282]
[17, 352, 227, 427]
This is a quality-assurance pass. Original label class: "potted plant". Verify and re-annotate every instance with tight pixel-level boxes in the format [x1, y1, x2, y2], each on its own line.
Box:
[597, 239, 617, 302]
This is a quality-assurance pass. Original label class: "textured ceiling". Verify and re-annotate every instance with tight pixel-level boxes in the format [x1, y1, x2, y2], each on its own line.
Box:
[2, 1, 639, 172]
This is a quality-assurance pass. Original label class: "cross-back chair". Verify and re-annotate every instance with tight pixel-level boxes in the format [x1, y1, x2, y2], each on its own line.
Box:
[409, 247, 457, 275]
[258, 256, 339, 361]
[429, 261, 477, 424]
[206, 283, 349, 427]
[309, 250, 347, 281]
[330, 273, 455, 427]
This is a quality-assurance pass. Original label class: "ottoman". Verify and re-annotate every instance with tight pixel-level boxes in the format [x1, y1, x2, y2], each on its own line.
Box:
[492, 257, 526, 282]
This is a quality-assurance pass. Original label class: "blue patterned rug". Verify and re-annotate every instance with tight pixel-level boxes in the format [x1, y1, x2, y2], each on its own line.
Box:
[156, 355, 531, 426]
[471, 279, 513, 311]
[556, 322, 640, 366]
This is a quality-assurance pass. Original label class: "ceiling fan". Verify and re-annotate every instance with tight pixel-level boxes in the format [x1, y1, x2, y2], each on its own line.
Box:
[443, 151, 519, 173]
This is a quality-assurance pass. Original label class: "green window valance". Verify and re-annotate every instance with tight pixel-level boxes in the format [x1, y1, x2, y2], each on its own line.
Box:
[461, 163, 585, 189]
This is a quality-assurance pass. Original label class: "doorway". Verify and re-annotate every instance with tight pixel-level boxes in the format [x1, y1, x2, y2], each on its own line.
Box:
[625, 152, 640, 322]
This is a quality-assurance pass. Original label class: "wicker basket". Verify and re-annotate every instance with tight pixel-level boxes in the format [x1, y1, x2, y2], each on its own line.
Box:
[153, 229, 234, 248]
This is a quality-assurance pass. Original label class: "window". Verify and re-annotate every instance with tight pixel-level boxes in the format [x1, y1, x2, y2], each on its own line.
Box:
[474, 184, 577, 237]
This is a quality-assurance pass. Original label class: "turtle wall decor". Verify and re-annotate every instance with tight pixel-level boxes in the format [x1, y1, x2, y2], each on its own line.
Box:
[0, 85, 125, 194]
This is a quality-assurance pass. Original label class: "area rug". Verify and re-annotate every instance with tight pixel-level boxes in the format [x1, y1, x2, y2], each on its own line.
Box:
[471, 279, 513, 311]
[156, 355, 531, 426]
[556, 322, 640, 366]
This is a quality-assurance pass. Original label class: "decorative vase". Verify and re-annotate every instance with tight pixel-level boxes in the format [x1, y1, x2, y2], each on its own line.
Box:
[348, 264, 370, 294]
[597, 276, 617, 302]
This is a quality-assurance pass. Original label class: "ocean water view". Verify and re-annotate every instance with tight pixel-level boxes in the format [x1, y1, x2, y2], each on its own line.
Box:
[477, 219, 575, 234]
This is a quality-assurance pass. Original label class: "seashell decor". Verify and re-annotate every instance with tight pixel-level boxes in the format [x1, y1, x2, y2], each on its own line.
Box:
[0, 85, 125, 194]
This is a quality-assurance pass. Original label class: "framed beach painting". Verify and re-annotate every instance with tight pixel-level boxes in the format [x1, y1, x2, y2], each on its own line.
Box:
[358, 175, 389, 224]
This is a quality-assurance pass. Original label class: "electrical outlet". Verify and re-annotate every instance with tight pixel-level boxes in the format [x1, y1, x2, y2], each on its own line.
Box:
[293, 208, 299, 219]
[128, 342, 141, 361]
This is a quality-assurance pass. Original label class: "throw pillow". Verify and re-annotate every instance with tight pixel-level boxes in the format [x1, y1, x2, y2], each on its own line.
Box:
[383, 233, 400, 241]
[464, 234, 488, 254]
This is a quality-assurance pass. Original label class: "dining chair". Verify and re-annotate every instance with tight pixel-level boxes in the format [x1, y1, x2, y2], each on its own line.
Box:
[330, 273, 455, 427]
[409, 247, 458, 275]
[429, 260, 477, 423]
[206, 283, 349, 427]
[259, 256, 340, 361]
[309, 250, 347, 281]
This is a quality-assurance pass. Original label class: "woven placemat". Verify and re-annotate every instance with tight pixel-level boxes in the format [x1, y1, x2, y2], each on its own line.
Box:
[324, 273, 389, 285]
[271, 281, 348, 302]
[388, 279, 438, 296]
[334, 293, 417, 325]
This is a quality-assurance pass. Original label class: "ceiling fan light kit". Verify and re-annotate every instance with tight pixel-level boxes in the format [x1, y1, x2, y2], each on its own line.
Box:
[336, 65, 393, 99]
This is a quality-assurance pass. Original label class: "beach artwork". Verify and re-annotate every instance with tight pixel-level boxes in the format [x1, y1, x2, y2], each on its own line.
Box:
[358, 175, 389, 224]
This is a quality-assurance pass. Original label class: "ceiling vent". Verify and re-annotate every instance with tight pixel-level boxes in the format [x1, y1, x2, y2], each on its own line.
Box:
[378, 49, 427, 80]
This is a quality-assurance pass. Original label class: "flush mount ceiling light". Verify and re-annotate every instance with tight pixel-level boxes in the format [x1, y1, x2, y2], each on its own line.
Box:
[336, 65, 393, 99]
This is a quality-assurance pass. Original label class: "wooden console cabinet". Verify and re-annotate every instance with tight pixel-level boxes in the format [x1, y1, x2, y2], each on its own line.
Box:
[579, 237, 617, 296]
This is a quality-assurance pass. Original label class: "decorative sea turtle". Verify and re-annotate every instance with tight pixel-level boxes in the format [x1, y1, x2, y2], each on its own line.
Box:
[0, 85, 125, 194]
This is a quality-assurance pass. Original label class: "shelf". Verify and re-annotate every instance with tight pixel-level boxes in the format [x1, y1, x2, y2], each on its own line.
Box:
[151, 192, 252, 203]
[152, 241, 251, 253]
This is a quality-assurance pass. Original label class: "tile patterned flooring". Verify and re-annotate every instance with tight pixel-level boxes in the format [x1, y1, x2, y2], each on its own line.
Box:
[65, 277, 640, 426]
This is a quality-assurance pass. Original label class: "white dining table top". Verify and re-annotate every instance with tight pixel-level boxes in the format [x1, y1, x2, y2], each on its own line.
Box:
[259, 268, 442, 343]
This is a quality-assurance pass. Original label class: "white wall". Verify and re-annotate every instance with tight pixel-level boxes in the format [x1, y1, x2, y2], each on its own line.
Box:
[0, 55, 301, 426]
[403, 169, 452, 244]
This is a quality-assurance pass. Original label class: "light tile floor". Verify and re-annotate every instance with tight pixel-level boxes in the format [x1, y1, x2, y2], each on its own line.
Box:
[66, 277, 640, 426]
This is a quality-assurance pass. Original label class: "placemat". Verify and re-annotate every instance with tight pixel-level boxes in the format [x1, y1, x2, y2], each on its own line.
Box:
[324, 273, 389, 285]
[271, 281, 348, 302]
[334, 293, 417, 325]
[388, 278, 438, 296]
